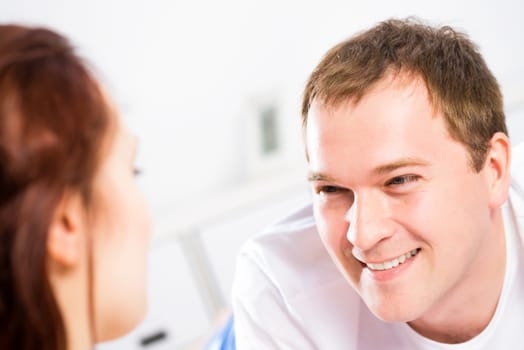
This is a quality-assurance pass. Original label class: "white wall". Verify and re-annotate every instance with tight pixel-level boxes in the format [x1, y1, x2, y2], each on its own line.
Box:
[2, 1, 524, 348]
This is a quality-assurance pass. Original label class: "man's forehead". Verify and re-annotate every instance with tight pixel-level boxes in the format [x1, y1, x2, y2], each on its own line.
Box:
[308, 71, 436, 120]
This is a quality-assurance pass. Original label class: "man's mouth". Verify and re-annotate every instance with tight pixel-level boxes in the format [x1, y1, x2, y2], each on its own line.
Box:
[365, 248, 421, 271]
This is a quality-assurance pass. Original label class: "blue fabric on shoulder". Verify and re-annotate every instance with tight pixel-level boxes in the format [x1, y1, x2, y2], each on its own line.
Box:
[203, 314, 236, 350]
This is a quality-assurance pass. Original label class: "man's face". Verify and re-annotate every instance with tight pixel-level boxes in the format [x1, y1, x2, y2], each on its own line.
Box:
[306, 75, 503, 323]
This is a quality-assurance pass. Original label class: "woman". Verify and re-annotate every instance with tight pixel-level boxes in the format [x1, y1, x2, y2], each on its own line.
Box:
[0, 25, 151, 349]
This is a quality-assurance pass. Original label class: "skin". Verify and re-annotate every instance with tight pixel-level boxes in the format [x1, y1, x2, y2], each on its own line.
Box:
[306, 73, 511, 343]
[47, 107, 151, 349]
[90, 116, 151, 341]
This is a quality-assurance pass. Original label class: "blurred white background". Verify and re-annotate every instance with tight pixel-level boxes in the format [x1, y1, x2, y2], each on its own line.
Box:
[1, 0, 524, 349]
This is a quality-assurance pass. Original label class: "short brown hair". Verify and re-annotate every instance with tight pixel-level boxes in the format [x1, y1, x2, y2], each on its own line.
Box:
[302, 18, 507, 171]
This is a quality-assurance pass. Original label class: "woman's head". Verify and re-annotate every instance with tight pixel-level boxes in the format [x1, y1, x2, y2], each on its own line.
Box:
[0, 25, 150, 349]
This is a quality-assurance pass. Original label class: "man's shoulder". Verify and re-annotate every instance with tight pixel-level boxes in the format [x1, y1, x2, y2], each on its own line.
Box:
[233, 204, 363, 348]
[236, 203, 348, 298]
[240, 204, 324, 269]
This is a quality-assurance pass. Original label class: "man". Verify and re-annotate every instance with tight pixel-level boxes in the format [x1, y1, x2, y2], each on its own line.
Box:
[232, 19, 524, 349]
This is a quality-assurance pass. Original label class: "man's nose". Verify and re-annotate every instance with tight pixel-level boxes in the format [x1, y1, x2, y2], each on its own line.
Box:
[345, 191, 394, 251]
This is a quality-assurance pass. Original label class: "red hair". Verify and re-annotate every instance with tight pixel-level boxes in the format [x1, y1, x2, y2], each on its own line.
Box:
[0, 25, 111, 349]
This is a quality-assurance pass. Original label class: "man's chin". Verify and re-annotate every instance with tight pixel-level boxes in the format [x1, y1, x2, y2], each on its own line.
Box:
[365, 299, 421, 324]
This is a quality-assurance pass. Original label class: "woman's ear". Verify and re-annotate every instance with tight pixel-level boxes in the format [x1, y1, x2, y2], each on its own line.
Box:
[47, 191, 85, 268]
[485, 132, 511, 208]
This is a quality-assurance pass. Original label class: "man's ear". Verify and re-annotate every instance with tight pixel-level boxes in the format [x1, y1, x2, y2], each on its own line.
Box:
[47, 191, 85, 268]
[485, 132, 511, 209]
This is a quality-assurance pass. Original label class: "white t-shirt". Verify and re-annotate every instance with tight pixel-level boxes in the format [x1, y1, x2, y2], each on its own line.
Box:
[232, 144, 524, 350]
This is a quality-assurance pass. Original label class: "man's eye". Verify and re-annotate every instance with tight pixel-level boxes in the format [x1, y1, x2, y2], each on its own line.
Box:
[386, 175, 420, 186]
[319, 185, 344, 194]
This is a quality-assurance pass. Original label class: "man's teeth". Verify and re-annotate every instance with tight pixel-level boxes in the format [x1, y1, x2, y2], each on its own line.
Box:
[366, 249, 419, 271]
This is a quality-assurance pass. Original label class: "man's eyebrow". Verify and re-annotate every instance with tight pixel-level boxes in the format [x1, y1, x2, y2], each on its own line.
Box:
[307, 172, 336, 182]
[373, 157, 430, 175]
[307, 158, 429, 182]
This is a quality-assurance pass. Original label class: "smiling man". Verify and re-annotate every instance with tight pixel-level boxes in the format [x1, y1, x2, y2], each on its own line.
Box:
[232, 19, 524, 349]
